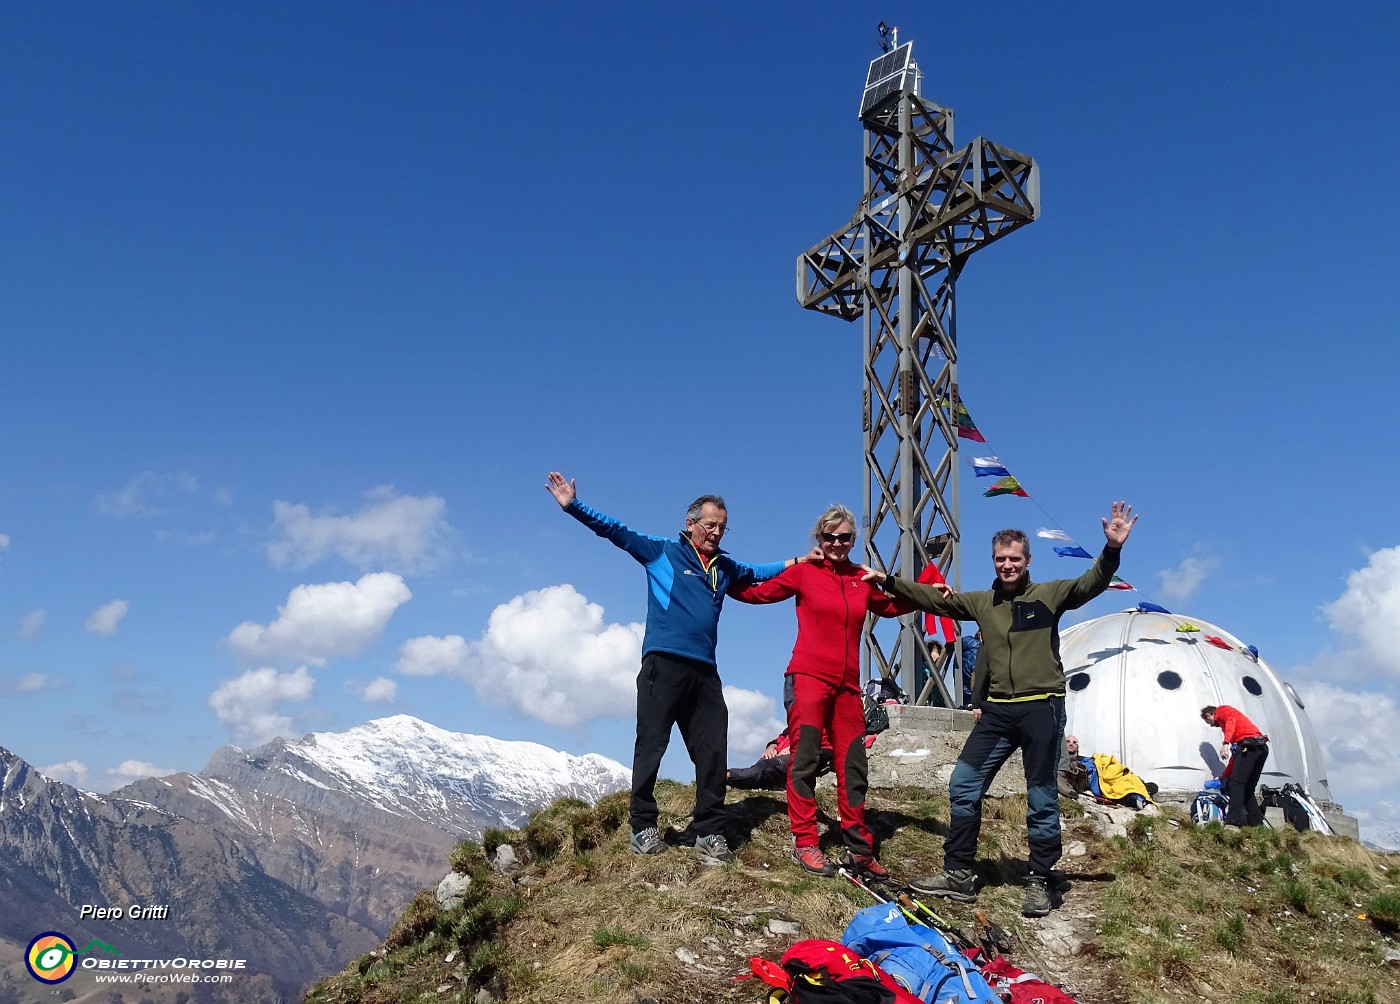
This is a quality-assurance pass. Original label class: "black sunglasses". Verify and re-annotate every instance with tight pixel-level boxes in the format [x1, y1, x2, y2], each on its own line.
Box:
[820, 532, 855, 544]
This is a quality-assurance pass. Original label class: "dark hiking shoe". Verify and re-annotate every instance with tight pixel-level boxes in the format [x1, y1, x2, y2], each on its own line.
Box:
[793, 846, 836, 877]
[1022, 875, 1052, 917]
[837, 850, 889, 881]
[694, 833, 735, 866]
[909, 868, 976, 902]
[629, 827, 667, 856]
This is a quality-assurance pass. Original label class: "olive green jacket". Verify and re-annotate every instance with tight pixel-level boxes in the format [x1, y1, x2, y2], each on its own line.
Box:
[884, 546, 1121, 700]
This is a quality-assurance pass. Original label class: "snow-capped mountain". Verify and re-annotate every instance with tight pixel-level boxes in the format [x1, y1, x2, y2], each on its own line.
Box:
[1362, 826, 1400, 854]
[113, 715, 630, 933]
[200, 714, 630, 835]
[0, 716, 629, 997]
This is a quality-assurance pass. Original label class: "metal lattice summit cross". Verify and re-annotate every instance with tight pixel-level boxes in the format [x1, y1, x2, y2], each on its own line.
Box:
[796, 36, 1040, 707]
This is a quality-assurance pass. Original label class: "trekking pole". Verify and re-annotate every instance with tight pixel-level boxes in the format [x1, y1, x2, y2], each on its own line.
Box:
[838, 868, 928, 930]
[888, 888, 956, 932]
[893, 890, 978, 953]
[974, 910, 1013, 954]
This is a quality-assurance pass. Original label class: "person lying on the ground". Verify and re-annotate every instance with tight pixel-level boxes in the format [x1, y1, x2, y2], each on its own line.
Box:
[725, 727, 879, 790]
[1057, 734, 1091, 797]
[1059, 735, 1157, 808]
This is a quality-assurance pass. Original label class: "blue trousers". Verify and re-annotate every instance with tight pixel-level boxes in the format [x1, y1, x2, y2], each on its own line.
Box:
[945, 697, 1065, 877]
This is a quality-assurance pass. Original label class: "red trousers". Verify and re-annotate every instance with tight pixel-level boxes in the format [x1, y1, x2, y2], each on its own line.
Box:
[786, 673, 872, 854]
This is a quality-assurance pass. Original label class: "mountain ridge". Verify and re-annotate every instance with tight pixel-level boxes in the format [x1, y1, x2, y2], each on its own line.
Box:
[0, 715, 630, 1001]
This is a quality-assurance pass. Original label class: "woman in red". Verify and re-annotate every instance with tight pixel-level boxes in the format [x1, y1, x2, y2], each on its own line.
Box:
[731, 505, 910, 878]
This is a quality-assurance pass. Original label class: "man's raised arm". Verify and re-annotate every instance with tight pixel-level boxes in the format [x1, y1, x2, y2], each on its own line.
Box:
[1063, 500, 1140, 608]
[862, 565, 973, 619]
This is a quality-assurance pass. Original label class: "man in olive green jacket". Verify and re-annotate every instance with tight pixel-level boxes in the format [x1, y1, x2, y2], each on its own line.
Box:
[864, 501, 1137, 917]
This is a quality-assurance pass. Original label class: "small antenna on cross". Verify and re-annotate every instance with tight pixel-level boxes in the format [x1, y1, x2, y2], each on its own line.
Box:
[877, 22, 898, 53]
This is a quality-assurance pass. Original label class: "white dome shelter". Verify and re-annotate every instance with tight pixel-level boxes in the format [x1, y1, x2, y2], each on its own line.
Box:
[1059, 607, 1335, 808]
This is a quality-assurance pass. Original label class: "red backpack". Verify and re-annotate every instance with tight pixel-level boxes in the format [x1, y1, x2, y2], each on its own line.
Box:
[743, 939, 923, 1004]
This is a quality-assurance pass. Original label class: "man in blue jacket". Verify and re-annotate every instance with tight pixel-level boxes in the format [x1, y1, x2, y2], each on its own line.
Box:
[546, 471, 811, 865]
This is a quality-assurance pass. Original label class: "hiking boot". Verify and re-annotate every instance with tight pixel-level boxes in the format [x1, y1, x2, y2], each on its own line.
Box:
[836, 850, 889, 881]
[693, 833, 735, 866]
[909, 868, 977, 902]
[1022, 875, 1052, 918]
[793, 846, 836, 877]
[629, 827, 667, 856]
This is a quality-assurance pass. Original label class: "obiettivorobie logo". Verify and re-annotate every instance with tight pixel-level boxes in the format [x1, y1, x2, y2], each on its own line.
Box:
[25, 931, 119, 984]
[24, 930, 248, 985]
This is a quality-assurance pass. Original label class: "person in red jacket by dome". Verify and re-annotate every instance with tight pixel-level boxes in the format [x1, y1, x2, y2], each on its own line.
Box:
[730, 504, 912, 879]
[1201, 704, 1269, 826]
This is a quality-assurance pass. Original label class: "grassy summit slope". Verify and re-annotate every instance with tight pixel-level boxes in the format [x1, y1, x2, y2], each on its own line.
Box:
[306, 781, 1400, 1004]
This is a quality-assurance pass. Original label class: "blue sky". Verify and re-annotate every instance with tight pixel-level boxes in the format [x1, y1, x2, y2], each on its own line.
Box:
[3, 3, 1399, 845]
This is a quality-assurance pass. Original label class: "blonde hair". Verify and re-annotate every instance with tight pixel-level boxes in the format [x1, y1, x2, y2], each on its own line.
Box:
[812, 504, 857, 541]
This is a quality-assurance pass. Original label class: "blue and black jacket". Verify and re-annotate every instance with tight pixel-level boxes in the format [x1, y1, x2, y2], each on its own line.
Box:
[565, 499, 784, 666]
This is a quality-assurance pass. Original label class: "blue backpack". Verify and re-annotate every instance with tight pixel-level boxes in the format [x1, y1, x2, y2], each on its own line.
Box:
[841, 904, 1000, 1004]
[1191, 790, 1228, 825]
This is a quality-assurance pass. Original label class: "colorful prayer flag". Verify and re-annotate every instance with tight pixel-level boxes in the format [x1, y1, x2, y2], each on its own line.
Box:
[1176, 623, 1201, 633]
[1109, 576, 1136, 591]
[1037, 529, 1074, 542]
[1205, 635, 1233, 651]
[1053, 545, 1094, 559]
[970, 456, 1011, 478]
[983, 476, 1028, 498]
[938, 396, 986, 442]
[1136, 601, 1170, 613]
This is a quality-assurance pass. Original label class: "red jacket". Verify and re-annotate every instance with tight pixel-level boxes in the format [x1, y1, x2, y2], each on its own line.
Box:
[1213, 705, 1265, 744]
[730, 560, 911, 687]
[917, 562, 957, 643]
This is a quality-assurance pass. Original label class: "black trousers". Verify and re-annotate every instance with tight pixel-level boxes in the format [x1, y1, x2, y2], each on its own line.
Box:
[630, 651, 728, 837]
[1224, 740, 1269, 826]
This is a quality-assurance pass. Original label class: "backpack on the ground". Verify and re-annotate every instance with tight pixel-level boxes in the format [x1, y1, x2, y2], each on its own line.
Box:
[863, 694, 891, 735]
[743, 939, 922, 1004]
[975, 953, 1081, 1004]
[1268, 783, 1333, 834]
[864, 675, 907, 707]
[841, 904, 1000, 1004]
[1190, 790, 1228, 825]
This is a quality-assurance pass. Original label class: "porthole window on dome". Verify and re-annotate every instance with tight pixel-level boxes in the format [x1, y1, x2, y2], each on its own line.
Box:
[1283, 681, 1305, 709]
[1242, 676, 1263, 696]
[1156, 671, 1182, 690]
[1068, 673, 1091, 692]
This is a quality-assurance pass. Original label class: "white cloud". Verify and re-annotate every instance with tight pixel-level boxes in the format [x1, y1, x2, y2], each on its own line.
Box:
[396, 634, 470, 676]
[1321, 545, 1400, 681]
[0, 532, 9, 565]
[85, 599, 130, 636]
[18, 608, 47, 641]
[361, 676, 397, 703]
[266, 486, 456, 572]
[107, 760, 179, 781]
[398, 584, 641, 729]
[207, 666, 315, 745]
[1156, 554, 1220, 606]
[1297, 683, 1400, 802]
[723, 685, 785, 762]
[97, 471, 200, 518]
[12, 672, 60, 695]
[227, 572, 411, 666]
[40, 760, 89, 787]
